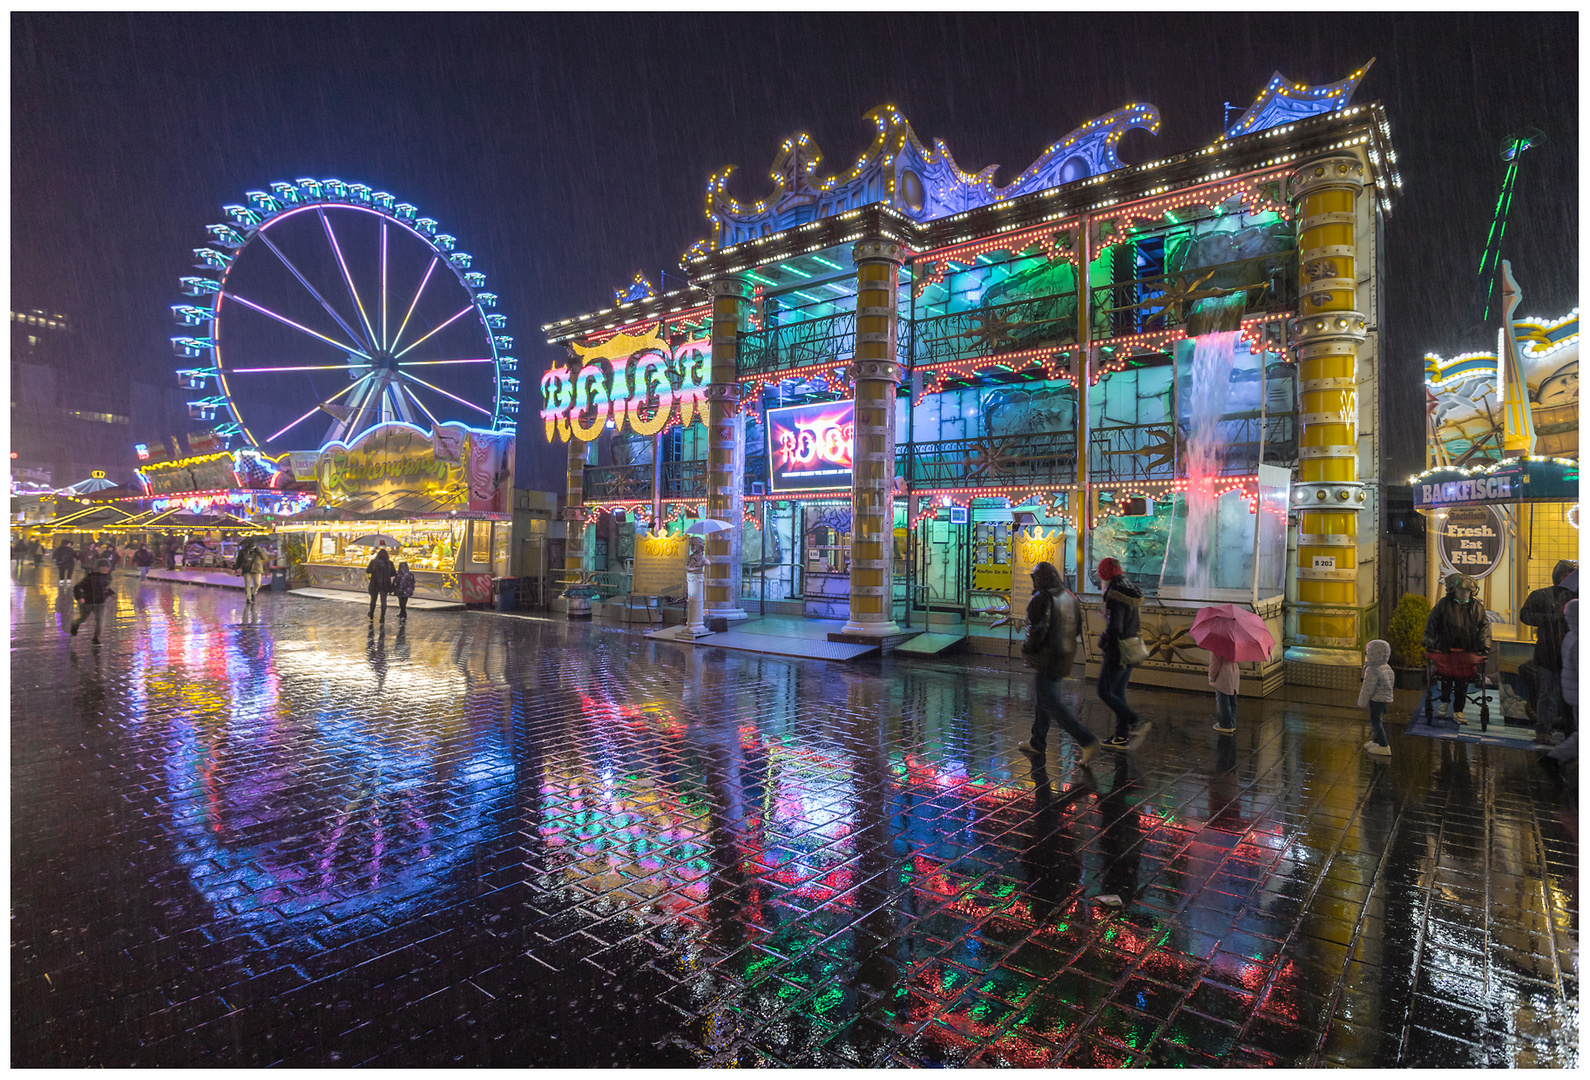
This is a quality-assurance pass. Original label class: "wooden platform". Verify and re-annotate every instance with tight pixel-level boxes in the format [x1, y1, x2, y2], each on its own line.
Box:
[646, 617, 880, 662]
[826, 628, 924, 655]
[890, 632, 969, 658]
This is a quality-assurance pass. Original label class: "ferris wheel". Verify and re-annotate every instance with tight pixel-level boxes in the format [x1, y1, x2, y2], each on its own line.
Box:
[172, 179, 519, 450]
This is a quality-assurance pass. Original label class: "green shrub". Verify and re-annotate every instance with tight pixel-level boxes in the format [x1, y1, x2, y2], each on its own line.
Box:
[1387, 592, 1431, 667]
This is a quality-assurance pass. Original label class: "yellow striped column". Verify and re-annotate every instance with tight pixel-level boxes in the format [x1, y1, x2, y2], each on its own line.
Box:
[1290, 155, 1369, 657]
[705, 277, 749, 623]
[842, 239, 904, 637]
[561, 436, 588, 613]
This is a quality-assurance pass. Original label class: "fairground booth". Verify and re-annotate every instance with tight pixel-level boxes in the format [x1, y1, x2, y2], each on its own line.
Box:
[542, 63, 1398, 695]
[1416, 280, 1578, 717]
[287, 421, 515, 604]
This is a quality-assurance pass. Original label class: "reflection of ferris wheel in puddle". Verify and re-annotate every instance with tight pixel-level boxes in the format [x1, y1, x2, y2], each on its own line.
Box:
[172, 179, 519, 450]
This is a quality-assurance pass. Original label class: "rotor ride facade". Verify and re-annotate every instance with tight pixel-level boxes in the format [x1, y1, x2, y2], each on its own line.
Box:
[543, 65, 1398, 693]
[169, 180, 520, 603]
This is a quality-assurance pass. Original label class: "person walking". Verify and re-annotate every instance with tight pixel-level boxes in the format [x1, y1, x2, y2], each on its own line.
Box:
[1095, 558, 1151, 751]
[11, 537, 26, 576]
[1208, 650, 1240, 734]
[394, 560, 416, 621]
[133, 543, 153, 583]
[52, 540, 77, 586]
[30, 538, 44, 571]
[1539, 599, 1578, 786]
[365, 546, 396, 621]
[1357, 639, 1394, 757]
[1016, 561, 1098, 765]
[1423, 573, 1492, 723]
[234, 540, 269, 606]
[1520, 559, 1577, 744]
[70, 560, 115, 644]
[105, 543, 121, 573]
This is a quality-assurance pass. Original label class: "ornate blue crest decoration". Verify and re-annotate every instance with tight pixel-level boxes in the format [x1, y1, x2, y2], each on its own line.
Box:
[697, 103, 1161, 253]
[614, 273, 656, 305]
[1223, 61, 1374, 140]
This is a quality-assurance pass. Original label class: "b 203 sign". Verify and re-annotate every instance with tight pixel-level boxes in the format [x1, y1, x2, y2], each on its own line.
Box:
[767, 401, 854, 493]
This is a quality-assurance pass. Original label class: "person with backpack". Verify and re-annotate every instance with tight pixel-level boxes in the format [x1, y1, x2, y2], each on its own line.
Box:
[365, 547, 396, 621]
[233, 540, 269, 606]
[1096, 557, 1151, 751]
[1017, 561, 1099, 766]
[394, 560, 417, 621]
[70, 560, 115, 644]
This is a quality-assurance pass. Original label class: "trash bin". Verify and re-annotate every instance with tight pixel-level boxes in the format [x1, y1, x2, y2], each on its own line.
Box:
[495, 576, 517, 612]
[271, 567, 287, 593]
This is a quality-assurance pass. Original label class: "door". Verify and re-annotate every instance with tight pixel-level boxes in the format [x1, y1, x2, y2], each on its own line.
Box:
[913, 515, 968, 627]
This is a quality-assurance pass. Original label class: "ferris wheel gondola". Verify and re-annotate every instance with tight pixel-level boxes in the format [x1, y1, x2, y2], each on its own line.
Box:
[172, 179, 519, 451]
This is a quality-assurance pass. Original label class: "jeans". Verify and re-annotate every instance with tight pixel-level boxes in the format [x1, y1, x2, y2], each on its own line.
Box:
[1368, 699, 1388, 746]
[369, 590, 388, 618]
[1031, 673, 1096, 751]
[1537, 669, 1562, 736]
[243, 572, 262, 602]
[72, 601, 105, 638]
[1215, 691, 1237, 730]
[138, 566, 148, 582]
[1097, 655, 1139, 739]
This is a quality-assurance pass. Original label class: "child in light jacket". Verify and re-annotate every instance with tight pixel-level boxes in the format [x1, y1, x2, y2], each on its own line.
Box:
[1358, 639, 1394, 757]
[1209, 654, 1240, 733]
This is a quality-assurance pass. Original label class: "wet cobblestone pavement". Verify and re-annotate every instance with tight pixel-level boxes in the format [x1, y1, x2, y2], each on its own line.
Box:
[11, 574, 1579, 1066]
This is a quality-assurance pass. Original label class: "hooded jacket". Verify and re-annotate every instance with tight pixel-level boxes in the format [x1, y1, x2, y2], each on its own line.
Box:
[234, 545, 269, 575]
[53, 544, 76, 572]
[1357, 639, 1395, 707]
[133, 547, 153, 568]
[1562, 600, 1578, 708]
[395, 565, 417, 599]
[1423, 592, 1491, 656]
[1520, 560, 1578, 670]
[72, 568, 115, 606]
[1099, 577, 1143, 660]
[1022, 565, 1079, 680]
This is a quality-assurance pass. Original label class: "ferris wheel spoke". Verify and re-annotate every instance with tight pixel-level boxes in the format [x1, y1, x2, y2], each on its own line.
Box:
[380, 219, 389, 350]
[400, 384, 443, 428]
[398, 370, 493, 416]
[256, 229, 372, 352]
[229, 363, 366, 373]
[318, 209, 379, 349]
[389, 256, 439, 354]
[393, 305, 475, 359]
[224, 293, 371, 359]
[397, 357, 496, 367]
[264, 371, 375, 443]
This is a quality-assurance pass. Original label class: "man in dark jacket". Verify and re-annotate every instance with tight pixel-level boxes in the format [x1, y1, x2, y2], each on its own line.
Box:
[70, 560, 115, 644]
[1424, 572, 1492, 722]
[133, 544, 154, 582]
[1520, 559, 1578, 744]
[366, 547, 396, 621]
[1017, 561, 1098, 765]
[1096, 557, 1151, 751]
[52, 540, 77, 586]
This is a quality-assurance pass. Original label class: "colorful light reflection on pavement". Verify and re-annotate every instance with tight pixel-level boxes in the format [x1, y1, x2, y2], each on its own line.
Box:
[10, 574, 1579, 1067]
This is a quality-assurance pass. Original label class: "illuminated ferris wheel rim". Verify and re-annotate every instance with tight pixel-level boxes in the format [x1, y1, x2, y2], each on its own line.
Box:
[174, 179, 520, 451]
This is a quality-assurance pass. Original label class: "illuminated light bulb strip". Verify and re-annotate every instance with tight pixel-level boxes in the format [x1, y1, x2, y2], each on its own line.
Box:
[1090, 313, 1284, 383]
[911, 222, 1081, 299]
[1406, 455, 1579, 484]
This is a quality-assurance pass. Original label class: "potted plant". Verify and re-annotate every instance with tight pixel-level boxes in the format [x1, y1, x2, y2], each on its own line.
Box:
[563, 571, 599, 619]
[280, 535, 309, 588]
[1387, 592, 1431, 690]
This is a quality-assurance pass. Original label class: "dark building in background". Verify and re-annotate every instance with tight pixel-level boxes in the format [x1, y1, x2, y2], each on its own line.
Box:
[11, 308, 190, 490]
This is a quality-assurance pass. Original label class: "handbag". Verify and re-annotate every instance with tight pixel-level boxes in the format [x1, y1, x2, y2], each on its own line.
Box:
[1119, 635, 1150, 667]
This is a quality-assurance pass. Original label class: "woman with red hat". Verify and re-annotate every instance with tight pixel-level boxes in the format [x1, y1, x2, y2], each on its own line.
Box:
[1096, 557, 1151, 751]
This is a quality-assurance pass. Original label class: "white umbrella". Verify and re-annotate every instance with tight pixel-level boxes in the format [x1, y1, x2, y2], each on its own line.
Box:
[683, 519, 733, 536]
[349, 533, 401, 548]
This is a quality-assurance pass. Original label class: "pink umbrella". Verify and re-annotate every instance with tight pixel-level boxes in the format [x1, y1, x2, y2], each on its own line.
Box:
[1190, 603, 1275, 662]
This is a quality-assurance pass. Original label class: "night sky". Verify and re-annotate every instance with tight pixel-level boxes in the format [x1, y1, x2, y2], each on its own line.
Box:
[11, 12, 1579, 489]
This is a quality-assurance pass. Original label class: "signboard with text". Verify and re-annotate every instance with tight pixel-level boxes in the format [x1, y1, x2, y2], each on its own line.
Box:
[631, 533, 688, 597]
[315, 421, 515, 515]
[1011, 527, 1064, 618]
[767, 401, 855, 493]
[1438, 505, 1506, 580]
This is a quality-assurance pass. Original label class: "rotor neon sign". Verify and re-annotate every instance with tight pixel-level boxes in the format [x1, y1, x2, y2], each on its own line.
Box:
[540, 326, 710, 443]
[767, 401, 854, 493]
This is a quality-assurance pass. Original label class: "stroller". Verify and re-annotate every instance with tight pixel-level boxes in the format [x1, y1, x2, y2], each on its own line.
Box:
[1422, 649, 1491, 732]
